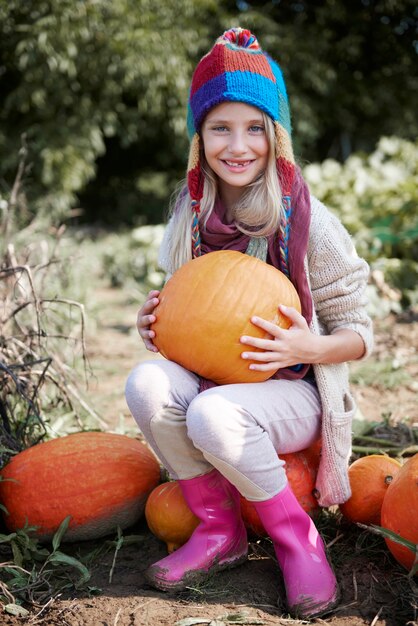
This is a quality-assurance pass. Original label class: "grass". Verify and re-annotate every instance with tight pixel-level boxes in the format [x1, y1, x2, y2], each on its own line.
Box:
[350, 357, 413, 389]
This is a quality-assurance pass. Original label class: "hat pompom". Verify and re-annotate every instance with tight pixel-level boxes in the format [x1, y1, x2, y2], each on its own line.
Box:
[220, 28, 260, 50]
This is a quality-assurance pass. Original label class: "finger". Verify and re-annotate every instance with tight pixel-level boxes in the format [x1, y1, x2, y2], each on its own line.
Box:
[144, 340, 159, 353]
[248, 361, 282, 372]
[138, 314, 156, 329]
[140, 328, 155, 339]
[142, 297, 159, 313]
[141, 330, 159, 352]
[241, 349, 281, 363]
[279, 305, 306, 327]
[250, 316, 286, 336]
[240, 335, 278, 350]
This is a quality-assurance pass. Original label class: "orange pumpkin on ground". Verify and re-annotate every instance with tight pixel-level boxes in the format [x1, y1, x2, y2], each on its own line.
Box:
[240, 440, 322, 536]
[381, 453, 418, 572]
[339, 454, 402, 525]
[146, 443, 321, 548]
[145, 481, 199, 552]
[0, 432, 161, 542]
[151, 250, 301, 385]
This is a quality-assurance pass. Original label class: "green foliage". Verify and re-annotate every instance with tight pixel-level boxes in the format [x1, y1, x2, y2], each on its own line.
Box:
[237, 0, 418, 160]
[359, 523, 418, 578]
[0, 506, 147, 610]
[0, 517, 90, 607]
[1, 1, 416, 225]
[303, 136, 418, 306]
[101, 225, 165, 290]
[0, 0, 217, 221]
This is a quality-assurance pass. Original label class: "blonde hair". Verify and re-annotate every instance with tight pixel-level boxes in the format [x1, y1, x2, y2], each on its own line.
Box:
[168, 113, 282, 272]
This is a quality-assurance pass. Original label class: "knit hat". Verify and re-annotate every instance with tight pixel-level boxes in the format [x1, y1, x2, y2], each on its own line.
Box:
[186, 27, 295, 274]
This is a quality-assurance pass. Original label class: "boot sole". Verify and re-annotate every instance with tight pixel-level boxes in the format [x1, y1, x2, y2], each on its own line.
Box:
[145, 550, 248, 592]
[288, 585, 341, 620]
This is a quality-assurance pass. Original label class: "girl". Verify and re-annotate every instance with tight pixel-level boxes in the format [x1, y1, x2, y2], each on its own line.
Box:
[125, 28, 373, 619]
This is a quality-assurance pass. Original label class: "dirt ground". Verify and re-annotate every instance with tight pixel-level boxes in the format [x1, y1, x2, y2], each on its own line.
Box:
[3, 286, 417, 626]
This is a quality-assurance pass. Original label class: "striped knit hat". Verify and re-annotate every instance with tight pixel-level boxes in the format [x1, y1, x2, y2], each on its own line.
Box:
[186, 27, 295, 274]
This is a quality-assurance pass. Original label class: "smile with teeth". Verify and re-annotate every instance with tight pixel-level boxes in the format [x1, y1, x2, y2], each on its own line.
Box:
[223, 160, 253, 168]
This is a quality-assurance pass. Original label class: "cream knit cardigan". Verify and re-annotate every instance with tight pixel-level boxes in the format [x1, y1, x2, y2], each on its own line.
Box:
[158, 196, 374, 507]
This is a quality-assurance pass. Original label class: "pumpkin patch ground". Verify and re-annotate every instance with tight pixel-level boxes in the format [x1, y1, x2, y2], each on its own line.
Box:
[1, 285, 417, 626]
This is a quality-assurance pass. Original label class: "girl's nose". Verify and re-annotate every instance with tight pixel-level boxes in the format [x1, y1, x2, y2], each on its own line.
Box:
[229, 131, 248, 154]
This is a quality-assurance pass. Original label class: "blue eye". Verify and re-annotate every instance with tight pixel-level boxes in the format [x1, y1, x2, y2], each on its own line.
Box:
[250, 125, 265, 133]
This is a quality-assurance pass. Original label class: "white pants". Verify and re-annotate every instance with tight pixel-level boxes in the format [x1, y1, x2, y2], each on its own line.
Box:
[125, 359, 322, 501]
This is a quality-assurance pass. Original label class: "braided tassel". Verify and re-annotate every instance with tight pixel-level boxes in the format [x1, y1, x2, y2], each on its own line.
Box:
[191, 201, 202, 258]
[279, 195, 292, 277]
[187, 133, 204, 258]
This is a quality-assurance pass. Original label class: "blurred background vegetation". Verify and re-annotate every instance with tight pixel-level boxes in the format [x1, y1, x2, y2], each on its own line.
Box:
[0, 0, 417, 226]
[0, 1, 417, 445]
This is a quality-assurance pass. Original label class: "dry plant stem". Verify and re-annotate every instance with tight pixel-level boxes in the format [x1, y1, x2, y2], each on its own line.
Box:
[0, 360, 47, 446]
[3, 262, 42, 346]
[42, 298, 90, 379]
[29, 594, 60, 622]
[2, 135, 28, 242]
[370, 606, 383, 626]
[352, 444, 418, 456]
[38, 226, 66, 295]
[352, 570, 358, 602]
[0, 579, 16, 604]
[355, 435, 404, 446]
[24, 357, 52, 425]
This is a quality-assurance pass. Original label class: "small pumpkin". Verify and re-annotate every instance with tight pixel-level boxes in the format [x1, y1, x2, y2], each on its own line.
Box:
[339, 454, 401, 525]
[0, 432, 161, 542]
[145, 481, 199, 552]
[380, 453, 418, 572]
[240, 440, 322, 536]
[151, 250, 301, 385]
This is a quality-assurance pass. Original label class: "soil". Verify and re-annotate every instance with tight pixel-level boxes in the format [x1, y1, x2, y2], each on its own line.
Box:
[3, 286, 417, 626]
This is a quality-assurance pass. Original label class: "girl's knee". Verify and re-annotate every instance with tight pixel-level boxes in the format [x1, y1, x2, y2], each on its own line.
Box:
[125, 361, 160, 400]
[186, 392, 230, 450]
[125, 360, 171, 424]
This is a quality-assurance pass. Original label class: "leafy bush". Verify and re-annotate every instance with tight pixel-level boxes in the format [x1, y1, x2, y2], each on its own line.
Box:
[0, 0, 216, 222]
[101, 225, 165, 291]
[304, 137, 418, 307]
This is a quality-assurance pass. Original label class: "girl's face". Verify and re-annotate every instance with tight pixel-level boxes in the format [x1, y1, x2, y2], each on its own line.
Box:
[201, 101, 269, 207]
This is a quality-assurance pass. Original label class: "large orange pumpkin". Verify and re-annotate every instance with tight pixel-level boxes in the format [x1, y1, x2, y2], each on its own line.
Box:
[151, 250, 301, 385]
[145, 481, 199, 552]
[240, 440, 322, 536]
[0, 432, 161, 542]
[339, 455, 401, 525]
[380, 453, 418, 572]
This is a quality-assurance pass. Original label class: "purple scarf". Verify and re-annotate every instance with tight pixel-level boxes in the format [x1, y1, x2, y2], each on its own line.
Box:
[199, 166, 313, 388]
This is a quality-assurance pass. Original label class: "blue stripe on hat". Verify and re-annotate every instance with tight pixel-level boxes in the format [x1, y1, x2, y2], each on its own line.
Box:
[189, 71, 284, 136]
[225, 70, 279, 122]
[189, 74, 228, 135]
[267, 55, 289, 104]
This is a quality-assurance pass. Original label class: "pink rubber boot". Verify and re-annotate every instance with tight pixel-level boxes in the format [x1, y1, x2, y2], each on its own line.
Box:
[254, 484, 339, 619]
[145, 469, 248, 591]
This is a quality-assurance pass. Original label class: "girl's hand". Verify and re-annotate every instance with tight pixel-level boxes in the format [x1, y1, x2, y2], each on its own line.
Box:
[136, 290, 160, 352]
[240, 305, 320, 371]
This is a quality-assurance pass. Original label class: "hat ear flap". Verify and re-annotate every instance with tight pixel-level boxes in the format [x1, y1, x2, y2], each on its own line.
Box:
[187, 133, 204, 258]
[274, 122, 295, 197]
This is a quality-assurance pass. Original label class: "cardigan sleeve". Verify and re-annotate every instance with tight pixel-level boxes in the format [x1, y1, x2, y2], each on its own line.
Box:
[308, 197, 374, 359]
